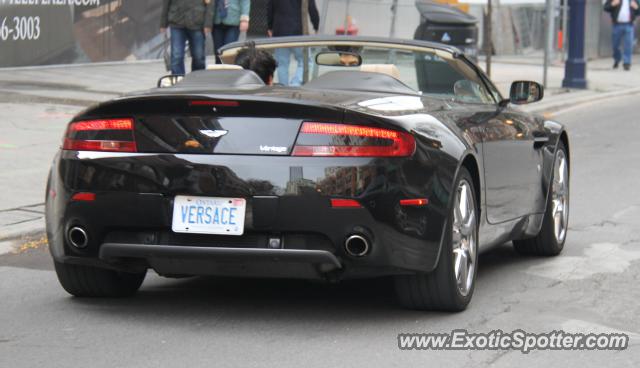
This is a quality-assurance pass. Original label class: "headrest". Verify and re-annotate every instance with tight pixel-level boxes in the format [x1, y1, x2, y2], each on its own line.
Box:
[359, 64, 400, 79]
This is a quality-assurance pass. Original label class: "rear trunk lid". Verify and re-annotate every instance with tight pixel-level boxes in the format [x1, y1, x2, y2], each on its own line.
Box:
[87, 95, 344, 155]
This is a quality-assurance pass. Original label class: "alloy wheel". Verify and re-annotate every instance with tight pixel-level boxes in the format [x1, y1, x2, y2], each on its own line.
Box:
[552, 150, 569, 243]
[451, 179, 477, 297]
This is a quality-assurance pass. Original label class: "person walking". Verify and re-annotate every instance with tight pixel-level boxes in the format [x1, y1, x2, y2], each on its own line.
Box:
[267, 0, 319, 86]
[604, 0, 640, 70]
[161, 0, 214, 75]
[212, 0, 251, 63]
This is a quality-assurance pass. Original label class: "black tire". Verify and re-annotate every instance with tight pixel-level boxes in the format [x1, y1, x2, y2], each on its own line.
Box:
[513, 142, 569, 256]
[394, 167, 479, 311]
[54, 261, 146, 297]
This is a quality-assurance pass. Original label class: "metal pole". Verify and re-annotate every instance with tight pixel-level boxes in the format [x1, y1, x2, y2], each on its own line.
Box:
[343, 0, 351, 35]
[389, 0, 399, 64]
[543, 0, 554, 88]
[319, 0, 330, 35]
[561, 0, 569, 61]
[390, 0, 398, 38]
[485, 0, 492, 77]
[302, 0, 310, 84]
[562, 0, 587, 88]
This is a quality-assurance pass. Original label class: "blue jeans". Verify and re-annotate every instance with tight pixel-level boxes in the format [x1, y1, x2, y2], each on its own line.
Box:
[612, 23, 634, 65]
[170, 27, 206, 75]
[274, 48, 304, 86]
[212, 24, 240, 63]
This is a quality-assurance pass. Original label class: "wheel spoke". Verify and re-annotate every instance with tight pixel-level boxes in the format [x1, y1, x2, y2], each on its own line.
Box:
[558, 158, 566, 185]
[458, 251, 469, 287]
[453, 200, 462, 228]
[452, 230, 462, 247]
[461, 211, 475, 237]
[459, 185, 468, 222]
[453, 249, 464, 279]
[554, 205, 562, 238]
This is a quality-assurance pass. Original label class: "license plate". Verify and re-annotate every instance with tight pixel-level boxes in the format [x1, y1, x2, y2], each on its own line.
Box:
[172, 195, 246, 235]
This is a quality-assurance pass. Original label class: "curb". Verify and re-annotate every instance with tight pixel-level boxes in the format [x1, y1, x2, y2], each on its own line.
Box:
[0, 219, 46, 255]
[0, 218, 46, 242]
[523, 86, 640, 115]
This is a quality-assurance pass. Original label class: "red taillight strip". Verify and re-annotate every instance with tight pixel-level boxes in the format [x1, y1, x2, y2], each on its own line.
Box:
[68, 119, 133, 131]
[63, 118, 136, 152]
[292, 145, 409, 157]
[293, 122, 415, 157]
[189, 100, 240, 107]
[330, 198, 362, 208]
[399, 198, 429, 207]
[300, 122, 400, 140]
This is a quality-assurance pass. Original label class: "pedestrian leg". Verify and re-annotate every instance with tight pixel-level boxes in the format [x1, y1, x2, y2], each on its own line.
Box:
[212, 26, 225, 64]
[170, 27, 187, 75]
[275, 48, 291, 85]
[188, 29, 206, 71]
[224, 25, 241, 46]
[290, 48, 304, 86]
[623, 24, 634, 67]
[612, 24, 623, 67]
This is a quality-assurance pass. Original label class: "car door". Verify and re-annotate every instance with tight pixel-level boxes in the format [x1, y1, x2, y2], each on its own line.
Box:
[413, 52, 547, 224]
[480, 108, 547, 223]
[474, 75, 547, 224]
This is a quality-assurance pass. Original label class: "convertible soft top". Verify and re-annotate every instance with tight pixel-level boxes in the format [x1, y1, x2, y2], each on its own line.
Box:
[176, 69, 265, 90]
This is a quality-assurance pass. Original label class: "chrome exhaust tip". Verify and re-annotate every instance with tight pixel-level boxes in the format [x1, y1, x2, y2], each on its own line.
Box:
[344, 234, 370, 257]
[68, 226, 88, 249]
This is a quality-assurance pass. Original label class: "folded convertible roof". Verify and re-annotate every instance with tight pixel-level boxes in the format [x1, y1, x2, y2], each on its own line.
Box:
[175, 69, 265, 90]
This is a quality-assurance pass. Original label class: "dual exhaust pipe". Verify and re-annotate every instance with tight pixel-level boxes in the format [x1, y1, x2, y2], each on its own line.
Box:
[344, 234, 370, 257]
[67, 226, 88, 249]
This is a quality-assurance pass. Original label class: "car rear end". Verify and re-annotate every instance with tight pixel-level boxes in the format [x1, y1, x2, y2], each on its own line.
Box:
[46, 94, 451, 282]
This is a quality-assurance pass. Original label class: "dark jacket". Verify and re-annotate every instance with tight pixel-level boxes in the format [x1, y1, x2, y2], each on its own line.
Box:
[267, 0, 320, 37]
[161, 0, 214, 30]
[604, 0, 640, 24]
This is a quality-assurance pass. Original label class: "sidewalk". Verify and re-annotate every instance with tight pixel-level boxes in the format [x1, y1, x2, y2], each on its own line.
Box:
[482, 55, 640, 114]
[0, 55, 638, 252]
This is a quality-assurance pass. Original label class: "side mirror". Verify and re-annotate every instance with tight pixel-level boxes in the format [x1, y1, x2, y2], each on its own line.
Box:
[509, 81, 544, 104]
[157, 74, 184, 88]
[315, 51, 362, 67]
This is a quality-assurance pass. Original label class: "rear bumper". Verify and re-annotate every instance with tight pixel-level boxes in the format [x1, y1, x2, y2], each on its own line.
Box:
[46, 150, 457, 279]
[99, 243, 341, 279]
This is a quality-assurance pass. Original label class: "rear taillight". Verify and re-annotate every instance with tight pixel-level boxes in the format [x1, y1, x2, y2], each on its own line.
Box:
[62, 118, 136, 152]
[291, 122, 415, 157]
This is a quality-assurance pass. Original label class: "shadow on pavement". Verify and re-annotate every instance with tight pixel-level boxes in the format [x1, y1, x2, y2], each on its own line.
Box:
[53, 242, 544, 321]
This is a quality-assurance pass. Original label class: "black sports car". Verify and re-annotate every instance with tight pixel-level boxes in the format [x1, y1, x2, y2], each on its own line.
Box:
[45, 36, 570, 311]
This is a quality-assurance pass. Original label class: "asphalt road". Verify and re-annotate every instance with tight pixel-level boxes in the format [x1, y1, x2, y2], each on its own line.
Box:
[1, 94, 639, 367]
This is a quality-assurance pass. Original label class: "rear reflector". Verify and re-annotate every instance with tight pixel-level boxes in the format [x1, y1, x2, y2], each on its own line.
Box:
[399, 198, 429, 207]
[62, 118, 136, 152]
[330, 198, 362, 208]
[292, 122, 415, 157]
[71, 192, 96, 201]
